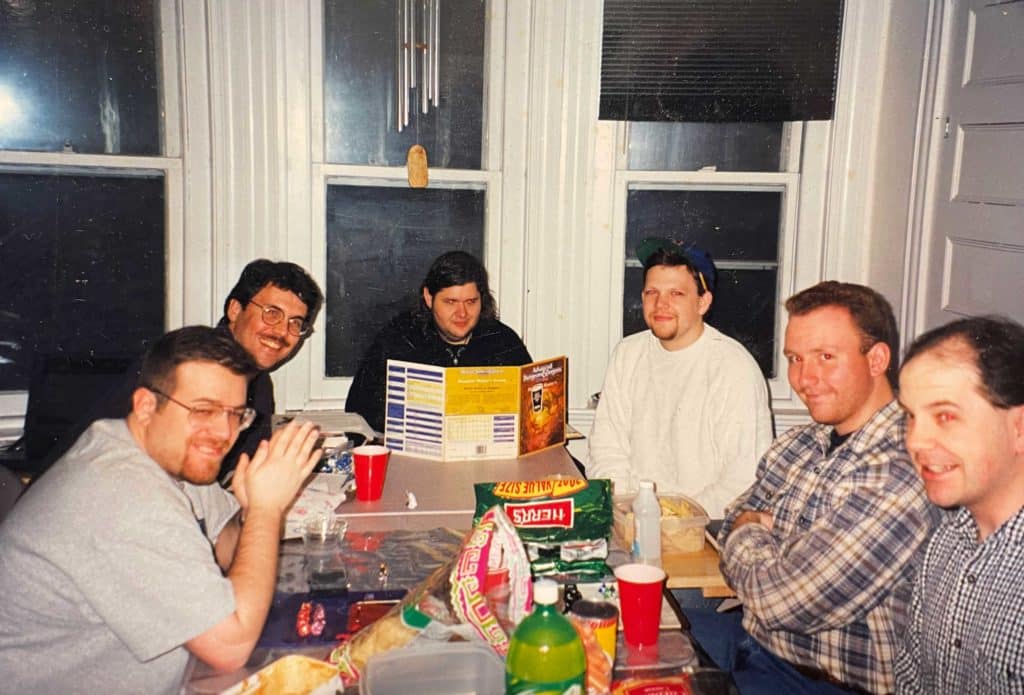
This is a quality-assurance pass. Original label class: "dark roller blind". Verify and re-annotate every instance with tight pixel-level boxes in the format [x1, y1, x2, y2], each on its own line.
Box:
[600, 0, 844, 122]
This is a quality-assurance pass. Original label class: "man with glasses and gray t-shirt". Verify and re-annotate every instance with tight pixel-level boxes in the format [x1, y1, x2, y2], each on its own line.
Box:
[0, 327, 321, 693]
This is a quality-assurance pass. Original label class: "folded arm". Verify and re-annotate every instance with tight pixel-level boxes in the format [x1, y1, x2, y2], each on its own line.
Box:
[721, 473, 931, 634]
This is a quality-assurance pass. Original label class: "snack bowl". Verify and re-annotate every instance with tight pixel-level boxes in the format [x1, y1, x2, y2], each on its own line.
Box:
[301, 513, 348, 554]
[221, 654, 340, 694]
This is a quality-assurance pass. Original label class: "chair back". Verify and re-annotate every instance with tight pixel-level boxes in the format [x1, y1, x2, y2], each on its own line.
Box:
[0, 465, 24, 523]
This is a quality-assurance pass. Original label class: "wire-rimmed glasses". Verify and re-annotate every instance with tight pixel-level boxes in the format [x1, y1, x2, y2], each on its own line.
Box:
[248, 300, 312, 337]
[148, 387, 257, 431]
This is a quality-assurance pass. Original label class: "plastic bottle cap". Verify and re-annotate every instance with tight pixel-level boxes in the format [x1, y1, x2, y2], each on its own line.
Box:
[639, 480, 655, 491]
[533, 578, 559, 605]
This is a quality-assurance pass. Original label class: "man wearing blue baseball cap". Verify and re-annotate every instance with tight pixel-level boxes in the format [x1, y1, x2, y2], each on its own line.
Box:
[587, 238, 772, 516]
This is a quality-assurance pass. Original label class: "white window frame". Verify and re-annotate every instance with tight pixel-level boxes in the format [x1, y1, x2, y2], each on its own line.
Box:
[303, 0, 512, 408]
[0, 0, 187, 435]
[609, 121, 807, 405]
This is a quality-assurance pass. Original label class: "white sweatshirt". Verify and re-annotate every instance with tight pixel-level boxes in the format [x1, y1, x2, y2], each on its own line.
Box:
[587, 325, 773, 517]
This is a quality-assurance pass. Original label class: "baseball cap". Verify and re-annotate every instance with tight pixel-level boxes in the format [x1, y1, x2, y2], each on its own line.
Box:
[635, 237, 717, 293]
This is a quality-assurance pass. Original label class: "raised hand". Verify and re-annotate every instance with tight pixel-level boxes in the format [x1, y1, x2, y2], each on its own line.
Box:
[237, 421, 321, 516]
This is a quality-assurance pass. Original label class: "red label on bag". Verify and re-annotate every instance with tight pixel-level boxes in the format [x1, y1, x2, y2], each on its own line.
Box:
[505, 499, 575, 528]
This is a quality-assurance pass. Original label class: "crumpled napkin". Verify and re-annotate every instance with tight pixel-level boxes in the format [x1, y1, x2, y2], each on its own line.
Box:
[283, 473, 354, 539]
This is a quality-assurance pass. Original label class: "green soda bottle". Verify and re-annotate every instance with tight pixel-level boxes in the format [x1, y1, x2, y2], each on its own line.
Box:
[505, 578, 586, 695]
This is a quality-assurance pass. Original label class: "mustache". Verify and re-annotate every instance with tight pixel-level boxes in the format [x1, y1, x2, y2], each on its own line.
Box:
[257, 333, 289, 348]
[191, 436, 230, 452]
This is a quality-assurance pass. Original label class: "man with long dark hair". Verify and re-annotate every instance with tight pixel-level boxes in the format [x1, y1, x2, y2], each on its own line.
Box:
[346, 251, 531, 432]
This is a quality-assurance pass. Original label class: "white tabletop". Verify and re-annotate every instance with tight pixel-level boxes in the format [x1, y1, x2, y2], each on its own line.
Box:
[335, 446, 580, 532]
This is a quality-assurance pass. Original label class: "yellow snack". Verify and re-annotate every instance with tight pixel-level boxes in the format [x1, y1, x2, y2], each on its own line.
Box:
[658, 497, 696, 518]
[233, 654, 338, 695]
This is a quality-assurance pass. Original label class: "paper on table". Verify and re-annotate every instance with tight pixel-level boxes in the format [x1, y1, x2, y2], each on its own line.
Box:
[275, 410, 379, 441]
[283, 473, 352, 540]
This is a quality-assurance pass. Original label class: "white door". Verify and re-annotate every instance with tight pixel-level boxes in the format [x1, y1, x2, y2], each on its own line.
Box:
[916, 0, 1024, 331]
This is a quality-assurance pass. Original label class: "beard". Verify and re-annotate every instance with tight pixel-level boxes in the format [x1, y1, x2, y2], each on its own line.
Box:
[179, 435, 230, 485]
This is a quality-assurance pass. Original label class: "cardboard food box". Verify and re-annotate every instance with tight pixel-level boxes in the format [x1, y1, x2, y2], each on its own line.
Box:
[613, 493, 710, 555]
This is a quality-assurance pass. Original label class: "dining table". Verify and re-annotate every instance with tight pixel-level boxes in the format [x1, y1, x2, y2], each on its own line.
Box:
[183, 443, 735, 693]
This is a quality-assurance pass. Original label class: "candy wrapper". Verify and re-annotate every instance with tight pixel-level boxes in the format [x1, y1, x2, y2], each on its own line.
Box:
[328, 505, 531, 685]
[474, 479, 613, 578]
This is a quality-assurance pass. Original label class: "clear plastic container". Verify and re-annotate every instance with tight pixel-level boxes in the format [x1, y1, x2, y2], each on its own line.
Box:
[359, 641, 504, 695]
[613, 492, 710, 555]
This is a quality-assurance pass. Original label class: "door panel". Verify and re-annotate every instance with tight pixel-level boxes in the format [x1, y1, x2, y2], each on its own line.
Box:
[919, 0, 1024, 329]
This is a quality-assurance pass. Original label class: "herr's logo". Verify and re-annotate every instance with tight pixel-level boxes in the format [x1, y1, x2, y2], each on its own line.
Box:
[492, 479, 587, 500]
[505, 499, 575, 528]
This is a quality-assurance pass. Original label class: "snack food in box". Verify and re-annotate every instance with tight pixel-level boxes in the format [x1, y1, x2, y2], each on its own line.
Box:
[613, 493, 709, 555]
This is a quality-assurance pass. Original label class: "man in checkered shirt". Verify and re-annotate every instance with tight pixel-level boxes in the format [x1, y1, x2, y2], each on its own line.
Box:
[894, 316, 1024, 694]
[688, 282, 938, 694]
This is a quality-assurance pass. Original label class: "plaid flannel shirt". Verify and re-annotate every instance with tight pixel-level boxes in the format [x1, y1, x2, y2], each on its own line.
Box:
[720, 401, 938, 694]
[894, 506, 1024, 695]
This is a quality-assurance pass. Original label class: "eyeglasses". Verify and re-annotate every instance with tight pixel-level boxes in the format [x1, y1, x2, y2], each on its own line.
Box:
[248, 300, 313, 337]
[148, 387, 257, 431]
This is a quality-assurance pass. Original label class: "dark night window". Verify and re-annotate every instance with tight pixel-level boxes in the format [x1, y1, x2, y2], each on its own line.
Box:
[623, 187, 783, 377]
[0, 171, 166, 391]
[323, 0, 485, 168]
[0, 0, 160, 155]
[325, 184, 485, 377]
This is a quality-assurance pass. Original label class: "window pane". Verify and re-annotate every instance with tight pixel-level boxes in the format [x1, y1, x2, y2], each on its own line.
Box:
[325, 184, 485, 377]
[623, 266, 778, 379]
[0, 172, 166, 391]
[628, 123, 783, 172]
[0, 1, 160, 155]
[323, 0, 485, 168]
[623, 188, 783, 378]
[625, 189, 781, 262]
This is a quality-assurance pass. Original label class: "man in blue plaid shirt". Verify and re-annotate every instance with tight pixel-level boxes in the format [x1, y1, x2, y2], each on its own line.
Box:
[689, 282, 938, 694]
[894, 316, 1024, 694]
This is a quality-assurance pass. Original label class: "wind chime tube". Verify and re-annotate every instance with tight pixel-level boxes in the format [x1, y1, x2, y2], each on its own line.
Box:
[403, 0, 412, 129]
[421, 0, 430, 114]
[395, 0, 404, 132]
[432, 0, 440, 107]
[403, 0, 411, 94]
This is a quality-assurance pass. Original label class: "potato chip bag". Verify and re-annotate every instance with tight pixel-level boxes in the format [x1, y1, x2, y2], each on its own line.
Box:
[474, 479, 613, 578]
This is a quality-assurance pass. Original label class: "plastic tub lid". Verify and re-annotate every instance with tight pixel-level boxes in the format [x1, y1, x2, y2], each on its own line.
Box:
[360, 641, 504, 695]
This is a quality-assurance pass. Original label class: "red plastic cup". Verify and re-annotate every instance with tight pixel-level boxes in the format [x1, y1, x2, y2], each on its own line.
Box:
[352, 445, 390, 501]
[614, 563, 666, 647]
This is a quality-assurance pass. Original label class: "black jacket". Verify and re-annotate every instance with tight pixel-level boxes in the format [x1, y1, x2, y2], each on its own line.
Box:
[345, 310, 532, 433]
